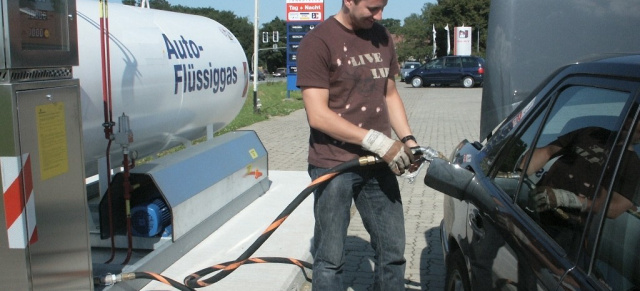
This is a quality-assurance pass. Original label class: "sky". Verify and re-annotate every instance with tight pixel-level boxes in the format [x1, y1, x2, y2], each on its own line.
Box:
[120, 1, 435, 24]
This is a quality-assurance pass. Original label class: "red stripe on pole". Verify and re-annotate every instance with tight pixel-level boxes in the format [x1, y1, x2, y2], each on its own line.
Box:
[2, 155, 38, 248]
[4, 173, 25, 229]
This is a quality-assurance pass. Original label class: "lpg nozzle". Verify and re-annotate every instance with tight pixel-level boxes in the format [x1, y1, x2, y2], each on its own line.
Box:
[403, 146, 447, 184]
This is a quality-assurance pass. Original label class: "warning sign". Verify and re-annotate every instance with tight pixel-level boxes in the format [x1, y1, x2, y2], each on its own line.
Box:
[35, 102, 69, 180]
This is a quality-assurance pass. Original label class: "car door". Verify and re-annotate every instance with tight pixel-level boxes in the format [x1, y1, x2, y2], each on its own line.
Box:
[441, 56, 462, 83]
[472, 76, 639, 290]
[420, 57, 445, 84]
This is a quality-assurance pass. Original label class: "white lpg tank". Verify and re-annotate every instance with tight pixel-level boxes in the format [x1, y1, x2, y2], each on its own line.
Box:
[75, 0, 249, 176]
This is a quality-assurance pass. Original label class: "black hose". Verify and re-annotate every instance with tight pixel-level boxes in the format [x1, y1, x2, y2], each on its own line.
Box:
[95, 156, 380, 290]
[134, 272, 195, 291]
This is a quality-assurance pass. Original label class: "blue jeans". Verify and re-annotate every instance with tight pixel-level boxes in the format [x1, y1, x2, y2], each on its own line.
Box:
[308, 163, 406, 291]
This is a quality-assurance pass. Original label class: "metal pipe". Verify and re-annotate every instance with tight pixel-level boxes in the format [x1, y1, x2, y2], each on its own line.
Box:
[114, 112, 135, 264]
[121, 150, 133, 265]
[99, 0, 117, 264]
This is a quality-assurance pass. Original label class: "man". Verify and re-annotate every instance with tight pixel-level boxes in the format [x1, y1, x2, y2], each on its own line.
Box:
[527, 114, 640, 220]
[296, 0, 420, 290]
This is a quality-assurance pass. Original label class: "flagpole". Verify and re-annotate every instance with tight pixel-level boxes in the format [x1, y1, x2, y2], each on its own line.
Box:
[477, 28, 480, 53]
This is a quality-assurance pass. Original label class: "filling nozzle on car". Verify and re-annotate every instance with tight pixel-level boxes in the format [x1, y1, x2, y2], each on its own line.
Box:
[403, 146, 447, 183]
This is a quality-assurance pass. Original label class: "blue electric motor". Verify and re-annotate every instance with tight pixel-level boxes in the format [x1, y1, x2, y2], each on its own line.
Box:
[131, 198, 171, 237]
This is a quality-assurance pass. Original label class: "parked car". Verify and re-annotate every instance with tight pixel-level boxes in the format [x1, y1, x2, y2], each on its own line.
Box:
[424, 0, 640, 290]
[400, 61, 421, 82]
[250, 70, 265, 81]
[427, 55, 640, 291]
[273, 67, 286, 77]
[405, 56, 484, 88]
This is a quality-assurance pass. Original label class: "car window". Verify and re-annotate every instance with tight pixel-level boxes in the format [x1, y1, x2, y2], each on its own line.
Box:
[461, 57, 478, 68]
[427, 58, 444, 69]
[445, 57, 461, 68]
[480, 96, 539, 175]
[594, 105, 640, 291]
[490, 83, 633, 262]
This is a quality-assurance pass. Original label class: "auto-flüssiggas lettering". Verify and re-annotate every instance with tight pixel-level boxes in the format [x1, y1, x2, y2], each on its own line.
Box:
[163, 34, 238, 95]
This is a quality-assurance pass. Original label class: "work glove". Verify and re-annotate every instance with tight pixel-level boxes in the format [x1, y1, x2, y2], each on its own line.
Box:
[362, 129, 414, 175]
[532, 186, 587, 212]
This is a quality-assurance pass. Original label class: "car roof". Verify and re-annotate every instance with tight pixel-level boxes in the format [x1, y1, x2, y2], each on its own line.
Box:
[481, 0, 640, 140]
[557, 54, 640, 81]
[502, 54, 640, 130]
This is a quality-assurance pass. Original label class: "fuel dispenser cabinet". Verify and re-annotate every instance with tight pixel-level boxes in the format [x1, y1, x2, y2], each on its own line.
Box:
[0, 1, 92, 290]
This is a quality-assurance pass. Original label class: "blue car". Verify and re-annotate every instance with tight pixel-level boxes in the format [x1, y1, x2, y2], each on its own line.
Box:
[405, 56, 484, 88]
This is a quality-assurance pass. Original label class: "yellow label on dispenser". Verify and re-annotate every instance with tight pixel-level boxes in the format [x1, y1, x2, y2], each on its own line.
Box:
[35, 102, 69, 180]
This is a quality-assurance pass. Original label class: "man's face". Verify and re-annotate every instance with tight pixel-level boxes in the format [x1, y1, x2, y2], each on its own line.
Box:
[347, 0, 387, 30]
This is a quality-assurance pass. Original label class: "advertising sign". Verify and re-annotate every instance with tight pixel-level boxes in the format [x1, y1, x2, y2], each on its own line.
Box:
[285, 0, 323, 91]
[454, 26, 473, 56]
[286, 0, 324, 22]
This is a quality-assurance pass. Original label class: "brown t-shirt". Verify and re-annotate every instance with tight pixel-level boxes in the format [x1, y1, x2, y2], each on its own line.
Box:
[296, 17, 400, 168]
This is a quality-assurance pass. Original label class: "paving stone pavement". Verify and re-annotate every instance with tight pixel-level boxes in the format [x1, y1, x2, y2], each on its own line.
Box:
[240, 83, 482, 290]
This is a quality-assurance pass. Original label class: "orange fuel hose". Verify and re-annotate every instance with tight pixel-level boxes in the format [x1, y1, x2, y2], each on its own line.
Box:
[95, 156, 381, 289]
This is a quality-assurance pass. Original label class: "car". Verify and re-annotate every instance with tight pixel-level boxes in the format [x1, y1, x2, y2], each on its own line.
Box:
[405, 56, 484, 88]
[250, 70, 265, 81]
[423, 0, 640, 290]
[400, 61, 421, 82]
[273, 67, 287, 77]
[427, 55, 640, 291]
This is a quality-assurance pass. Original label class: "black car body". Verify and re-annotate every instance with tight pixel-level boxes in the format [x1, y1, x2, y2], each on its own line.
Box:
[428, 56, 640, 291]
[425, 0, 640, 290]
[405, 56, 484, 88]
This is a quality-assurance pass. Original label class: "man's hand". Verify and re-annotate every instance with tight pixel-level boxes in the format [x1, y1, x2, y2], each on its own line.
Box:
[362, 129, 414, 175]
[533, 186, 587, 212]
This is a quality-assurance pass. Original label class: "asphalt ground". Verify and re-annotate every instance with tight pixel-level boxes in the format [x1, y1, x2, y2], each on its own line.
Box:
[242, 82, 483, 291]
[139, 82, 481, 291]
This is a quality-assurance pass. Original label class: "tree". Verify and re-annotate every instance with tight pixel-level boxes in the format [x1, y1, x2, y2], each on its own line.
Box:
[429, 0, 490, 57]
[159, 6, 255, 62]
[259, 17, 287, 73]
[379, 18, 401, 34]
[118, 2, 255, 62]
[147, 0, 171, 10]
[395, 3, 435, 63]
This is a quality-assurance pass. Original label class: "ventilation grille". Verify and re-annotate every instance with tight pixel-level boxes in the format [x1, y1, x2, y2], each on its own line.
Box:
[0, 67, 73, 83]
